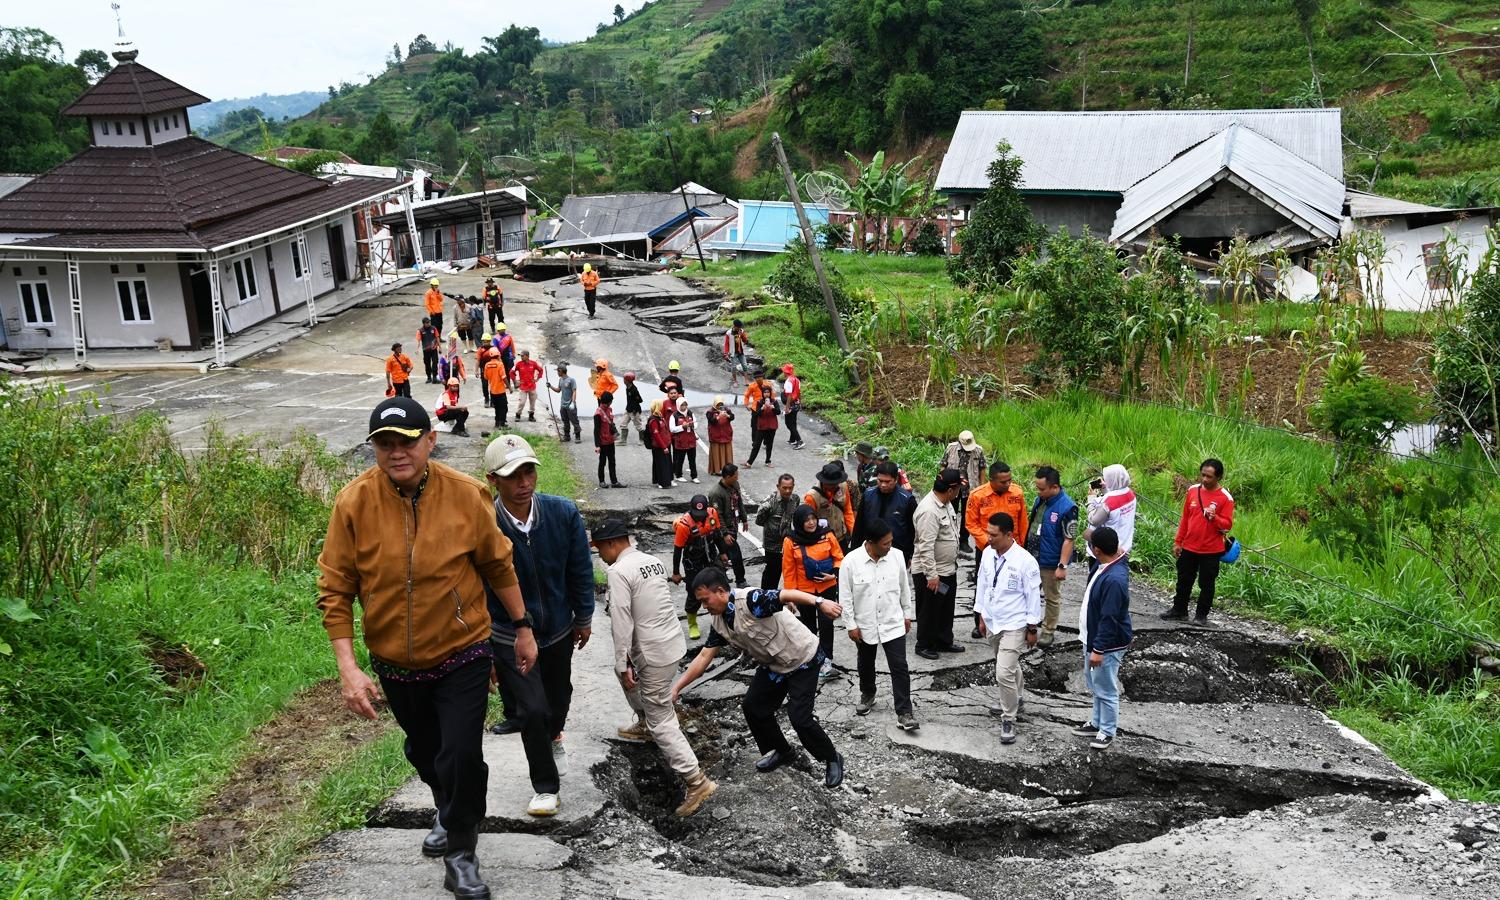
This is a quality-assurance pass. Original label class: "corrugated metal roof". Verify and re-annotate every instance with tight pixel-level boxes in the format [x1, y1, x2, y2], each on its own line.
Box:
[62, 61, 211, 117]
[0, 175, 31, 200]
[1345, 190, 1448, 219]
[1111, 124, 1344, 243]
[936, 109, 1343, 194]
[549, 192, 735, 245]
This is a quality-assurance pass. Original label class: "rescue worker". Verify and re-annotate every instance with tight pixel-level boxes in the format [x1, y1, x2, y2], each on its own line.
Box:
[418, 317, 441, 383]
[385, 341, 414, 398]
[659, 361, 684, 398]
[424, 278, 446, 335]
[483, 351, 508, 429]
[941, 431, 988, 554]
[964, 461, 1029, 636]
[781, 364, 804, 450]
[593, 519, 718, 818]
[671, 568, 845, 789]
[742, 370, 780, 468]
[483, 277, 505, 333]
[594, 391, 624, 488]
[670, 495, 728, 640]
[589, 359, 619, 400]
[319, 397, 534, 900]
[580, 263, 601, 318]
[475, 335, 495, 409]
[647, 401, 674, 489]
[669, 398, 700, 484]
[435, 377, 470, 436]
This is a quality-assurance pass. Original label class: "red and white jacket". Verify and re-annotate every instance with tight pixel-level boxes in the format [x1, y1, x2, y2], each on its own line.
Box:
[782, 375, 801, 407]
[1086, 487, 1138, 557]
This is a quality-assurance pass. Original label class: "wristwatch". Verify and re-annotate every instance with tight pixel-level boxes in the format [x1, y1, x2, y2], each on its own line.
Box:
[511, 613, 534, 630]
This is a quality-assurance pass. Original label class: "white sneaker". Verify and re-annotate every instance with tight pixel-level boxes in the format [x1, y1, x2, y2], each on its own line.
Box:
[527, 792, 560, 817]
[552, 738, 568, 776]
[691, 477, 700, 484]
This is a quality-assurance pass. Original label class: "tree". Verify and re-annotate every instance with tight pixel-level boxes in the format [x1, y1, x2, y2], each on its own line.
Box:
[1011, 228, 1125, 385]
[73, 49, 110, 83]
[356, 110, 401, 164]
[614, 4, 626, 23]
[948, 141, 1041, 287]
[430, 120, 461, 174]
[0, 28, 91, 172]
[408, 34, 438, 57]
[387, 43, 403, 69]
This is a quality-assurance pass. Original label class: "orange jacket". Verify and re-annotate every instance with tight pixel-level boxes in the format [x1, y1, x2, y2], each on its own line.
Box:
[484, 358, 508, 395]
[317, 461, 518, 670]
[386, 352, 413, 384]
[581, 270, 600, 291]
[591, 370, 619, 399]
[781, 533, 843, 594]
[965, 481, 1028, 550]
[423, 288, 445, 315]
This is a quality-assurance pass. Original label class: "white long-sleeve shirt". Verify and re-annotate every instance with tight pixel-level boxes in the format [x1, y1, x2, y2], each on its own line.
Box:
[838, 545, 915, 644]
[973, 541, 1042, 634]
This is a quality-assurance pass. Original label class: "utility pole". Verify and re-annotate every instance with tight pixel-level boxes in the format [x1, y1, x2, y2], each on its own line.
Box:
[663, 132, 708, 271]
[771, 132, 853, 365]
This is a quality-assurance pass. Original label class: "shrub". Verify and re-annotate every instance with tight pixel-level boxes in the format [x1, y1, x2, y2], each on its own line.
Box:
[1309, 374, 1424, 469]
[1011, 227, 1125, 385]
[765, 237, 861, 329]
[948, 140, 1041, 287]
[910, 220, 944, 256]
[1433, 266, 1500, 446]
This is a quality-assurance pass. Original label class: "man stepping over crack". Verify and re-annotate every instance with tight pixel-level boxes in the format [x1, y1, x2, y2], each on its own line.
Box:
[671, 567, 845, 789]
[592, 519, 717, 817]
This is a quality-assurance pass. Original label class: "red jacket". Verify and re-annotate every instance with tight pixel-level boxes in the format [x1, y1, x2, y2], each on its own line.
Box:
[706, 407, 735, 443]
[1175, 485, 1234, 554]
[670, 410, 698, 451]
[515, 359, 543, 392]
[647, 414, 672, 450]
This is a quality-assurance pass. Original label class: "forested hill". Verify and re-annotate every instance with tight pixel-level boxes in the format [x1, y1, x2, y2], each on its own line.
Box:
[7, 2, 1500, 208]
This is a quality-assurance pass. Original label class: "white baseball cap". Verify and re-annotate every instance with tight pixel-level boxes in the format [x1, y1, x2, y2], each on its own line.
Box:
[484, 434, 540, 477]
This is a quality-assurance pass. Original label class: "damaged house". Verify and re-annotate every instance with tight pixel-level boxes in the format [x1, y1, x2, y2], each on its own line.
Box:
[534, 189, 736, 262]
[936, 109, 1346, 259]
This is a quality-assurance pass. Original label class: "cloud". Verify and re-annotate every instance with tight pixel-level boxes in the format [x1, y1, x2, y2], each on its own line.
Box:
[28, 0, 630, 98]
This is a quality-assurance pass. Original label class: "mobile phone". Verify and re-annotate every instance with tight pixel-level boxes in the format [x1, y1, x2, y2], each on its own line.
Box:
[937, 581, 950, 596]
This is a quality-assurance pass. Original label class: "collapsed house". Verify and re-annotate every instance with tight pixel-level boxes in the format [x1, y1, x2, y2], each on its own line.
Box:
[533, 189, 736, 262]
[1341, 190, 1497, 311]
[373, 187, 530, 268]
[703, 200, 830, 259]
[0, 49, 410, 364]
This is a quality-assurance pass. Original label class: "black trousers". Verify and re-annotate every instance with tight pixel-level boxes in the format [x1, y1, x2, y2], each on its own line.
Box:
[857, 636, 913, 715]
[742, 663, 836, 763]
[760, 542, 783, 589]
[431, 312, 444, 336]
[422, 349, 439, 381]
[392, 381, 412, 398]
[797, 589, 837, 662]
[492, 393, 507, 426]
[747, 428, 776, 465]
[724, 537, 746, 585]
[1173, 549, 1221, 618]
[492, 637, 574, 795]
[488, 308, 503, 333]
[785, 406, 802, 445]
[672, 446, 698, 479]
[597, 444, 618, 484]
[560, 405, 581, 440]
[379, 656, 490, 848]
[651, 448, 673, 488]
[437, 408, 469, 431]
[584, 289, 597, 317]
[480, 376, 490, 406]
[955, 492, 970, 547]
[914, 572, 957, 650]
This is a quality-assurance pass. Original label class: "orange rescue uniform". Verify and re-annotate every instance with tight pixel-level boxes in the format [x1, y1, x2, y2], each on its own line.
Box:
[386, 352, 414, 384]
[964, 481, 1028, 552]
[781, 532, 844, 594]
[423, 288, 445, 316]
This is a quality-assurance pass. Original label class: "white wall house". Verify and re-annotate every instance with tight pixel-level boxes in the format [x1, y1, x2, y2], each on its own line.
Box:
[1344, 191, 1497, 312]
[0, 49, 410, 365]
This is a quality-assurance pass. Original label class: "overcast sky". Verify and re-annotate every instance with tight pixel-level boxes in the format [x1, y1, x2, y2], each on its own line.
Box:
[27, 1, 634, 99]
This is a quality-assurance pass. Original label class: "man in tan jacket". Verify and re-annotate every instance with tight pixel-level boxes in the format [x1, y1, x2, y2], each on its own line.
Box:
[671, 567, 845, 788]
[318, 397, 535, 900]
[593, 519, 716, 817]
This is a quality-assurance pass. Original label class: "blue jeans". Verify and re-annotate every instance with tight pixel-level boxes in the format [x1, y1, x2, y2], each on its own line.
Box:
[1083, 649, 1126, 737]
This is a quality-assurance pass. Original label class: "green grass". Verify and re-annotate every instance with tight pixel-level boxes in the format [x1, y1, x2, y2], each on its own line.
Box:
[896, 395, 1499, 801]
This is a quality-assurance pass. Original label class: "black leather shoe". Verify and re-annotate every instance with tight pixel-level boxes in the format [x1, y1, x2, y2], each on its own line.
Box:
[755, 748, 795, 773]
[421, 819, 448, 857]
[916, 648, 940, 660]
[489, 718, 521, 735]
[938, 643, 966, 653]
[443, 850, 491, 899]
[824, 752, 844, 788]
[1160, 610, 1188, 621]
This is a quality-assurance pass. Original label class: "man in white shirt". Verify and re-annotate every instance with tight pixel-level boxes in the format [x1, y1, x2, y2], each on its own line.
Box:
[973, 511, 1041, 745]
[592, 519, 717, 818]
[839, 518, 918, 731]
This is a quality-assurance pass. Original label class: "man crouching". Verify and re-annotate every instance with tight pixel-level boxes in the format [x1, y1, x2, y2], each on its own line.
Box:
[670, 567, 845, 788]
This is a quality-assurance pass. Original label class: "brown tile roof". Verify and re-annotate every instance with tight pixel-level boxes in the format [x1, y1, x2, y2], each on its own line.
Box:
[0, 137, 405, 253]
[62, 62, 211, 117]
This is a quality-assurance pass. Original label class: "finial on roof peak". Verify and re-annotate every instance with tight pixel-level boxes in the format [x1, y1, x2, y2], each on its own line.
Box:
[110, 2, 138, 63]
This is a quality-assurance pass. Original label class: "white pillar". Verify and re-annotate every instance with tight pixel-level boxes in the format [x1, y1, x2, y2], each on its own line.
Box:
[207, 255, 227, 368]
[362, 207, 385, 296]
[296, 228, 316, 325]
[404, 186, 425, 271]
[67, 255, 86, 365]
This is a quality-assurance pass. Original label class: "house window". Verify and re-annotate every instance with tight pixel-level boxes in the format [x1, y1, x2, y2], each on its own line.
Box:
[153, 118, 160, 133]
[173, 113, 180, 128]
[128, 121, 136, 135]
[114, 121, 123, 135]
[17, 281, 54, 326]
[230, 256, 259, 304]
[115, 278, 152, 323]
[290, 239, 306, 279]
[1422, 242, 1452, 291]
[98, 122, 106, 137]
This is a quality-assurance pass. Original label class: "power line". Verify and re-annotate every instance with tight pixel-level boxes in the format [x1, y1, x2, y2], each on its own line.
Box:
[996, 393, 1500, 651]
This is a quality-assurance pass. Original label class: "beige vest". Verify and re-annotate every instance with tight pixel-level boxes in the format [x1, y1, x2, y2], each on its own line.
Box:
[710, 603, 819, 674]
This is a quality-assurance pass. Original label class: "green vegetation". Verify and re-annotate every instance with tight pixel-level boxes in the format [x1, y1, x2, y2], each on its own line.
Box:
[0, 27, 104, 172]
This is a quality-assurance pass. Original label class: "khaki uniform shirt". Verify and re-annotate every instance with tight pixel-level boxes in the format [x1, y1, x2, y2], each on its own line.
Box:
[605, 547, 687, 674]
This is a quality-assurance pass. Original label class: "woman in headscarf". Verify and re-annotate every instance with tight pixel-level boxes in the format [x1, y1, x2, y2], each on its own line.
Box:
[704, 396, 735, 476]
[669, 397, 699, 484]
[1085, 464, 1138, 578]
[781, 503, 844, 677]
[646, 400, 674, 489]
[439, 330, 465, 384]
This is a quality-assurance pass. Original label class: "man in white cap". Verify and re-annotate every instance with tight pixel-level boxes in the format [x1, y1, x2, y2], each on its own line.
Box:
[592, 518, 718, 817]
[319, 397, 535, 900]
[941, 430, 988, 554]
[482, 434, 595, 818]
